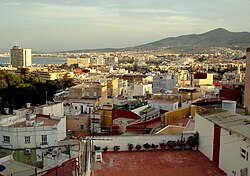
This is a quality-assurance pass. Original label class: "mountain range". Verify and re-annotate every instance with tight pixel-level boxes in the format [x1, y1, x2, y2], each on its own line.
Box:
[66, 28, 250, 53]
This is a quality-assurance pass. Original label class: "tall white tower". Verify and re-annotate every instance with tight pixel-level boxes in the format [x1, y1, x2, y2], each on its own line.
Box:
[10, 42, 32, 67]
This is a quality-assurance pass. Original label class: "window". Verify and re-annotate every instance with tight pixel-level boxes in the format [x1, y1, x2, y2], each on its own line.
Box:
[241, 148, 248, 161]
[3, 136, 10, 143]
[94, 92, 97, 97]
[25, 136, 30, 144]
[75, 106, 77, 110]
[41, 135, 48, 145]
[80, 125, 84, 130]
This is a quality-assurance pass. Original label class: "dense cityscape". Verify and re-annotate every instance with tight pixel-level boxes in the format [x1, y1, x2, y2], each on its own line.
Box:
[0, 1, 250, 176]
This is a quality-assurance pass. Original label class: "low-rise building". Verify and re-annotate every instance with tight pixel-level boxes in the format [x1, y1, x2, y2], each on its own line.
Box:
[153, 75, 178, 93]
[195, 109, 250, 175]
[67, 58, 90, 67]
[193, 73, 213, 86]
[68, 82, 107, 107]
[0, 102, 66, 149]
[30, 70, 67, 81]
[130, 83, 152, 98]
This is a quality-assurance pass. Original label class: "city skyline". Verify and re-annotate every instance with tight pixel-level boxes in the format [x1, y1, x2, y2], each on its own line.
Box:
[0, 0, 250, 52]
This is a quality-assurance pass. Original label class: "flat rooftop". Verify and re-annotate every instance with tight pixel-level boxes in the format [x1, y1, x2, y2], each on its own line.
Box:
[93, 150, 226, 176]
[197, 109, 250, 140]
[10, 117, 60, 127]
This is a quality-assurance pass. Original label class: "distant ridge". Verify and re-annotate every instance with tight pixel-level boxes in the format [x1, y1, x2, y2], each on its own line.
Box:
[65, 28, 250, 53]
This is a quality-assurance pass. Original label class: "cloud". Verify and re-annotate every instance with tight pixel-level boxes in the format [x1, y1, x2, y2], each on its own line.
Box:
[0, 0, 250, 52]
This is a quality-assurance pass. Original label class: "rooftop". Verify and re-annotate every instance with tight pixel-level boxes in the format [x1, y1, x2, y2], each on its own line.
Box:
[10, 117, 60, 127]
[0, 155, 39, 176]
[197, 109, 250, 140]
[93, 150, 226, 176]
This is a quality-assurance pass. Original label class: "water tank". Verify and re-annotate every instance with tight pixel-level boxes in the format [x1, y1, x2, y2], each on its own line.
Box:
[26, 112, 31, 121]
[222, 100, 236, 113]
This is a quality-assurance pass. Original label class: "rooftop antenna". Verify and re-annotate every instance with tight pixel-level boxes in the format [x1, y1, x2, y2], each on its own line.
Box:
[15, 40, 20, 46]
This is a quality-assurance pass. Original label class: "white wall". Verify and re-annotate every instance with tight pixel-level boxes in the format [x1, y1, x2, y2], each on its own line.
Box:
[0, 118, 66, 149]
[219, 128, 250, 176]
[195, 113, 214, 161]
[131, 105, 148, 116]
[149, 101, 178, 111]
[132, 84, 152, 97]
[92, 133, 194, 151]
[153, 75, 178, 93]
[57, 116, 67, 143]
[42, 103, 64, 117]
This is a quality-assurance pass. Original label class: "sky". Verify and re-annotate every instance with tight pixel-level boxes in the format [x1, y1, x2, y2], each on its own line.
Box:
[0, 0, 250, 52]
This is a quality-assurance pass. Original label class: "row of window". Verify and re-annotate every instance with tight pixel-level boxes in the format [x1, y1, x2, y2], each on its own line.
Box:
[3, 135, 48, 145]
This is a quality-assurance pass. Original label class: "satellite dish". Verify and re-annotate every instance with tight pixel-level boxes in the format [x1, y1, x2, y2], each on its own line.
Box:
[0, 164, 6, 171]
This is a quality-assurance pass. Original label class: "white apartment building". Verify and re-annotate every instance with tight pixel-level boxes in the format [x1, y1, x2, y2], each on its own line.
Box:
[104, 57, 119, 66]
[0, 103, 66, 149]
[10, 45, 32, 67]
[129, 83, 152, 98]
[195, 109, 249, 175]
[153, 75, 178, 93]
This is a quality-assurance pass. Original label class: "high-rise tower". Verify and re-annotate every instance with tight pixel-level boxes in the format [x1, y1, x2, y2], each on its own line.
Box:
[10, 42, 32, 67]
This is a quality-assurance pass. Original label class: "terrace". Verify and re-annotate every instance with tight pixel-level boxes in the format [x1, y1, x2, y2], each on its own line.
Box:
[93, 150, 226, 176]
[91, 134, 225, 176]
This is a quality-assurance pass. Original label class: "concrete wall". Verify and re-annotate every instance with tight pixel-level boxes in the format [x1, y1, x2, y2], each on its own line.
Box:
[219, 128, 249, 176]
[156, 126, 185, 135]
[42, 103, 64, 117]
[92, 133, 194, 151]
[149, 101, 178, 111]
[57, 116, 67, 142]
[195, 113, 214, 161]
[161, 106, 190, 126]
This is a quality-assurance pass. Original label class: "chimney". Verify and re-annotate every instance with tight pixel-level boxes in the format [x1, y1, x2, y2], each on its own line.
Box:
[244, 48, 250, 114]
[26, 103, 31, 108]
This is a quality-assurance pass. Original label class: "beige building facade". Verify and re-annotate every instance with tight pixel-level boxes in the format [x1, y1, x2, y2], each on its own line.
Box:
[244, 48, 250, 114]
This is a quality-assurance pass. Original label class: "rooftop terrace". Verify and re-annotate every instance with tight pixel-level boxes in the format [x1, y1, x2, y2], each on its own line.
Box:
[93, 150, 226, 176]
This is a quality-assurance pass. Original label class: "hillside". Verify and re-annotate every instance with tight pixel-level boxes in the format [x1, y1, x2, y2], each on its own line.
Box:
[131, 28, 250, 53]
[65, 28, 250, 53]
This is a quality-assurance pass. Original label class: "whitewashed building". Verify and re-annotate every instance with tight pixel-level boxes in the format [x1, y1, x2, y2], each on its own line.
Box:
[195, 109, 250, 176]
[129, 83, 152, 98]
[148, 100, 179, 111]
[153, 75, 178, 93]
[0, 102, 66, 149]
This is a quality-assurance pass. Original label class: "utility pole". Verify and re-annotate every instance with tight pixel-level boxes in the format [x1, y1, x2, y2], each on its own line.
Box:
[45, 90, 48, 104]
[79, 137, 112, 176]
[144, 110, 148, 134]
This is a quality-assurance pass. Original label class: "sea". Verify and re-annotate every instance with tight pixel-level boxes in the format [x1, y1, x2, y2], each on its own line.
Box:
[0, 57, 67, 65]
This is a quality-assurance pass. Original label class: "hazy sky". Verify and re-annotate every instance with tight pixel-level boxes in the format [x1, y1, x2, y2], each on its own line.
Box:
[0, 0, 250, 52]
